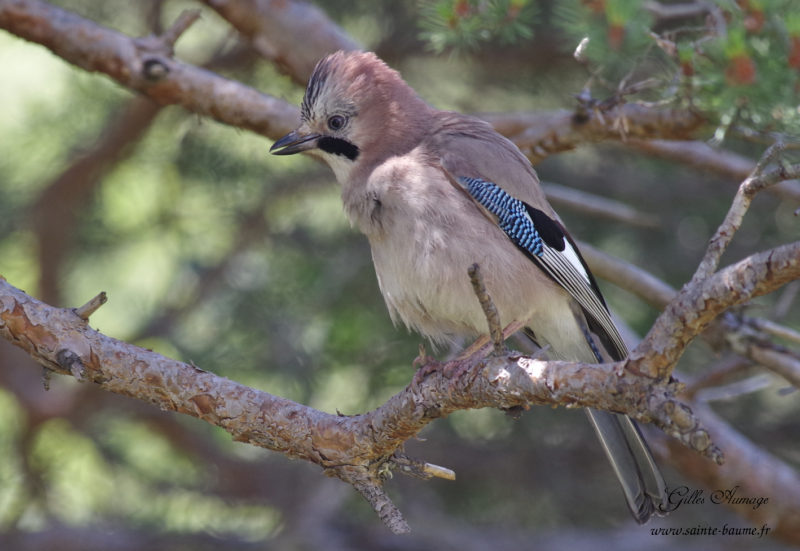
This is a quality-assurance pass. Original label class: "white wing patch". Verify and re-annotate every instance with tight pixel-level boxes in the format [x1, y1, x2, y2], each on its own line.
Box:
[561, 239, 591, 285]
[538, 245, 629, 359]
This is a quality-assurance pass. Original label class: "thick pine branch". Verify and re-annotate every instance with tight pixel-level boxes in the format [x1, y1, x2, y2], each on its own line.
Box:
[0, 275, 717, 532]
[1, 0, 708, 161]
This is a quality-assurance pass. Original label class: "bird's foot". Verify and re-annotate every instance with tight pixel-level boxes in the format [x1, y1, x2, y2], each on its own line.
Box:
[411, 356, 447, 392]
[454, 320, 527, 361]
[411, 321, 525, 395]
[443, 356, 484, 397]
[411, 355, 482, 397]
[454, 334, 490, 361]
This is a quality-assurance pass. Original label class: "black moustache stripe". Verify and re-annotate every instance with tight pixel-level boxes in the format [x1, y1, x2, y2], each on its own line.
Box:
[317, 137, 360, 161]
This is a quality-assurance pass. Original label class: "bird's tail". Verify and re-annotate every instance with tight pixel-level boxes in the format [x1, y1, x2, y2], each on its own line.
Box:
[585, 409, 666, 524]
[523, 313, 667, 524]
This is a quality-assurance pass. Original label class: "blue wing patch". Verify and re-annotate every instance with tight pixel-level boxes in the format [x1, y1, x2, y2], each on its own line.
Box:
[455, 173, 628, 360]
[460, 177, 544, 258]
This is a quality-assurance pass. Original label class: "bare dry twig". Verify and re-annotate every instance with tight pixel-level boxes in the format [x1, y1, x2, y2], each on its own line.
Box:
[468, 264, 506, 356]
[74, 292, 107, 321]
[692, 143, 790, 282]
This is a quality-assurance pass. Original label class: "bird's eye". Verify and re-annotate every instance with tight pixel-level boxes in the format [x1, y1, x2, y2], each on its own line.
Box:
[327, 115, 346, 131]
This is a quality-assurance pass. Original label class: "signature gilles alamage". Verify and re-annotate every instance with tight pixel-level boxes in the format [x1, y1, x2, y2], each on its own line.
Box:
[660, 486, 769, 513]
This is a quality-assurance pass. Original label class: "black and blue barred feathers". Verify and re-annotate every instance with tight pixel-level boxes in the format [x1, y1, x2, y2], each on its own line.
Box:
[460, 177, 543, 257]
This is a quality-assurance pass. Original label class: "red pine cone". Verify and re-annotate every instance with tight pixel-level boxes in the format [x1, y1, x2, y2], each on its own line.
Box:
[725, 54, 757, 85]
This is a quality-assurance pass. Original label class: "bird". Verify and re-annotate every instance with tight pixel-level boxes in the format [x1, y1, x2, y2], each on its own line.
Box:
[270, 50, 667, 524]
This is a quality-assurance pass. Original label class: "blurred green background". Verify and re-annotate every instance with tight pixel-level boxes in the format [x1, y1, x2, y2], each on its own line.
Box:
[1, 1, 799, 549]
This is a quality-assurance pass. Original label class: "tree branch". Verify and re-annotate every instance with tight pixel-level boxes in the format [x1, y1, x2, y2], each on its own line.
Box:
[199, 0, 358, 84]
[477, 106, 707, 164]
[581, 242, 800, 392]
[629, 241, 800, 379]
[0, 0, 300, 140]
[0, 276, 719, 532]
[692, 145, 791, 282]
[625, 139, 800, 203]
[0, 0, 711, 166]
[542, 182, 659, 228]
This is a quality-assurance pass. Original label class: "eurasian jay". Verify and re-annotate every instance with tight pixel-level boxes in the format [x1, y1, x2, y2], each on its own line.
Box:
[270, 50, 667, 524]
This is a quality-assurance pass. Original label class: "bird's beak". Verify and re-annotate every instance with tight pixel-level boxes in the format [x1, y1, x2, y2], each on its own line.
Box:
[269, 130, 321, 156]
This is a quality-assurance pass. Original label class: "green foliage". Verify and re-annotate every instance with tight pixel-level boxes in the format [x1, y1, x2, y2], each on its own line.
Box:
[420, 0, 800, 138]
[552, 0, 656, 76]
[1, 0, 800, 546]
[557, 0, 800, 137]
[418, 0, 537, 54]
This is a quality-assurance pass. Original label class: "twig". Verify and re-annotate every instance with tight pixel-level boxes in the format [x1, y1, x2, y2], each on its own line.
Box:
[682, 355, 752, 400]
[691, 147, 792, 283]
[468, 264, 505, 356]
[74, 292, 107, 321]
[343, 469, 409, 534]
[629, 240, 800, 379]
[391, 453, 456, 481]
[135, 8, 202, 59]
[160, 9, 201, 50]
[752, 318, 800, 346]
[56, 349, 86, 382]
[695, 375, 772, 402]
[749, 345, 800, 389]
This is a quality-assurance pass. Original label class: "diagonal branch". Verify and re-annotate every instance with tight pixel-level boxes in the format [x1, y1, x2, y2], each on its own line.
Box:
[582, 242, 800, 391]
[0, 0, 300, 140]
[629, 241, 800, 379]
[198, 0, 358, 84]
[691, 146, 792, 283]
